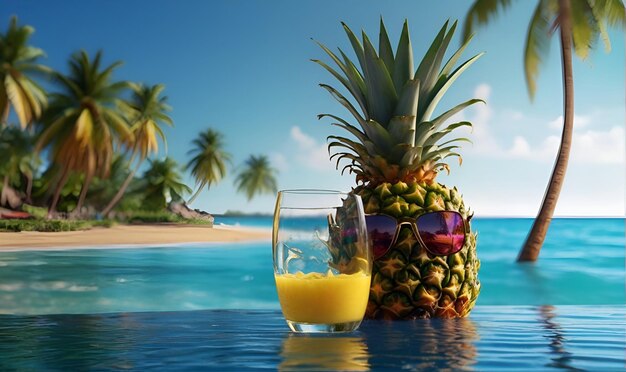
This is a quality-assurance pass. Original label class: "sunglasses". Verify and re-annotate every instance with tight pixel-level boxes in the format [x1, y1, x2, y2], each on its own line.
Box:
[365, 211, 468, 259]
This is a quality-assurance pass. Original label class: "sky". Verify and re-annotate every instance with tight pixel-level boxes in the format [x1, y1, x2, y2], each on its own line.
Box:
[3, 0, 625, 216]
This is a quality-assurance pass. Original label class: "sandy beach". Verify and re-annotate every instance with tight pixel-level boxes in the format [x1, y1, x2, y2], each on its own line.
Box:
[0, 224, 271, 250]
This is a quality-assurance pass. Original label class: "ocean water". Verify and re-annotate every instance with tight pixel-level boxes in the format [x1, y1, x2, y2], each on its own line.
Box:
[0, 217, 623, 315]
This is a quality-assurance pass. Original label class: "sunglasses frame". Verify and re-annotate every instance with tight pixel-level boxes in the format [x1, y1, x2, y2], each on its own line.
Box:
[366, 211, 469, 258]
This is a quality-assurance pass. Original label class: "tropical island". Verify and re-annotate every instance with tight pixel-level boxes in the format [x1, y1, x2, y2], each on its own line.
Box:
[0, 17, 275, 244]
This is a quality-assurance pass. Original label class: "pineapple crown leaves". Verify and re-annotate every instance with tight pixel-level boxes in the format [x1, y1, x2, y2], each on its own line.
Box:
[313, 18, 485, 185]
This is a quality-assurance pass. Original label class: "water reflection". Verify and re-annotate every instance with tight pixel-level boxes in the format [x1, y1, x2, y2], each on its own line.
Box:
[279, 334, 370, 371]
[539, 305, 578, 370]
[360, 317, 478, 370]
[0, 313, 139, 370]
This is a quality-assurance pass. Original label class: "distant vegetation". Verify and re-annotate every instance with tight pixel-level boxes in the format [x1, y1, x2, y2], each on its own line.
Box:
[0, 219, 114, 232]
[0, 16, 279, 230]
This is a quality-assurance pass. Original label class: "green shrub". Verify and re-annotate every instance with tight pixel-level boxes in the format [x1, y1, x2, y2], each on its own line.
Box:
[125, 211, 182, 224]
[0, 212, 210, 232]
[122, 211, 213, 226]
[0, 219, 114, 232]
[21, 204, 47, 219]
[92, 220, 116, 228]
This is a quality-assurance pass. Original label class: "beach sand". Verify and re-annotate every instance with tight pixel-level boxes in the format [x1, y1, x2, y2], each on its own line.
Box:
[0, 224, 271, 250]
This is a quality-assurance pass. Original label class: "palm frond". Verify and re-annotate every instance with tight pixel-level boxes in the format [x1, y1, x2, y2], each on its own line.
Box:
[462, 0, 515, 42]
[522, 1, 555, 99]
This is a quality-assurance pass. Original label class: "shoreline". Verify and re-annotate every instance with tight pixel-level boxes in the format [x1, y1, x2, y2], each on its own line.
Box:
[0, 224, 271, 251]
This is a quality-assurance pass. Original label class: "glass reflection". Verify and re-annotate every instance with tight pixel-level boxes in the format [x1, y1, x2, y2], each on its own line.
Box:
[279, 334, 370, 371]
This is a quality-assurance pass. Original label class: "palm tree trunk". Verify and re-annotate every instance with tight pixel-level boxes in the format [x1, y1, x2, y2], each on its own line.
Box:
[74, 172, 94, 217]
[25, 174, 33, 204]
[187, 180, 207, 205]
[48, 168, 71, 219]
[518, 0, 574, 262]
[1, 103, 9, 126]
[0, 175, 9, 207]
[101, 157, 143, 217]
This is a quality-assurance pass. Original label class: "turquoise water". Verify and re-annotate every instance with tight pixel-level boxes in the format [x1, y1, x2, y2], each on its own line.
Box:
[0, 217, 623, 314]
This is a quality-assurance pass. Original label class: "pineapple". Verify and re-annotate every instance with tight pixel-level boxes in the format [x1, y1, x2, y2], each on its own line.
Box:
[314, 19, 482, 319]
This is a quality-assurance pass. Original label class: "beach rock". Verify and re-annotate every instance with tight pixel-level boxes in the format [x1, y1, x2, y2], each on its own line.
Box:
[168, 202, 214, 226]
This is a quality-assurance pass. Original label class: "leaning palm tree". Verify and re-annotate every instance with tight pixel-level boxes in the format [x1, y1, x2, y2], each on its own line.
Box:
[185, 128, 231, 205]
[0, 126, 38, 206]
[234, 155, 278, 201]
[101, 83, 173, 216]
[0, 16, 48, 128]
[87, 154, 131, 211]
[36, 50, 131, 216]
[463, 0, 625, 262]
[142, 157, 192, 211]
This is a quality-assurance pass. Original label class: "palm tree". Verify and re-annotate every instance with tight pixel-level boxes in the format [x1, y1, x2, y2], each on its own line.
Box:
[0, 16, 48, 128]
[0, 126, 38, 207]
[142, 157, 192, 211]
[36, 50, 131, 217]
[463, 0, 625, 262]
[234, 155, 278, 201]
[101, 83, 173, 216]
[185, 129, 231, 205]
[86, 154, 131, 211]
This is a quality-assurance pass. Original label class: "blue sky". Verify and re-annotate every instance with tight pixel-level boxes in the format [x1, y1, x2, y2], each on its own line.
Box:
[4, 1, 625, 216]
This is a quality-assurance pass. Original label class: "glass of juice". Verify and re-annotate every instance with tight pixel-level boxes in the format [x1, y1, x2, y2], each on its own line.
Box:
[273, 190, 372, 333]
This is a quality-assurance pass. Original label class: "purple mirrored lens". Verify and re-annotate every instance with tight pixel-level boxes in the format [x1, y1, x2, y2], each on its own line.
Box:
[365, 215, 397, 259]
[416, 212, 465, 255]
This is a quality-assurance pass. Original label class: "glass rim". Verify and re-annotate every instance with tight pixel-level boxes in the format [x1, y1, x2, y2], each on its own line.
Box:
[278, 189, 349, 196]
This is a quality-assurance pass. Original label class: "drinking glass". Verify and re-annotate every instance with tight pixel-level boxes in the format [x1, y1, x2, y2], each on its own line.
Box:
[273, 190, 372, 333]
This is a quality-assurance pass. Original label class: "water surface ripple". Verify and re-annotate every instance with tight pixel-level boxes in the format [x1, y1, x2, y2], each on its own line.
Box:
[0, 305, 623, 371]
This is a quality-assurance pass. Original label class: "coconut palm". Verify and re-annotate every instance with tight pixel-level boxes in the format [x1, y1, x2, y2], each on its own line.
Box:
[101, 83, 173, 216]
[463, 0, 625, 262]
[33, 164, 82, 213]
[142, 157, 192, 211]
[234, 155, 278, 201]
[87, 154, 131, 211]
[185, 128, 231, 205]
[0, 16, 48, 128]
[36, 50, 131, 217]
[0, 126, 38, 207]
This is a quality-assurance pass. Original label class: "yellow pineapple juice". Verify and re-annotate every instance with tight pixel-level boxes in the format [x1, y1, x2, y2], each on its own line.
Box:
[274, 271, 371, 324]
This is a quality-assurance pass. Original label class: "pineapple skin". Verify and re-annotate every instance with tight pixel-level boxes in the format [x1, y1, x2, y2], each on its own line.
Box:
[354, 181, 480, 319]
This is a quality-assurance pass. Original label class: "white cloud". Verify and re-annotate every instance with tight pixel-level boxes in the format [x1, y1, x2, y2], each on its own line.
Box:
[570, 126, 624, 164]
[457, 84, 624, 165]
[508, 126, 625, 164]
[548, 115, 591, 130]
[508, 136, 531, 157]
[474, 83, 491, 101]
[473, 84, 493, 126]
[289, 126, 335, 171]
[270, 153, 289, 172]
[290, 126, 316, 148]
[458, 83, 501, 154]
[506, 135, 558, 161]
[444, 84, 624, 217]
[498, 109, 525, 122]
